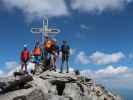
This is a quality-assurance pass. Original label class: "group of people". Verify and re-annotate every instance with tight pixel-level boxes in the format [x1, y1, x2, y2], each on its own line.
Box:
[20, 36, 70, 74]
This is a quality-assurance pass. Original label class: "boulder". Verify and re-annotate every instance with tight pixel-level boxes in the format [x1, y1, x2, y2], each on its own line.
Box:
[0, 75, 33, 93]
[13, 89, 45, 100]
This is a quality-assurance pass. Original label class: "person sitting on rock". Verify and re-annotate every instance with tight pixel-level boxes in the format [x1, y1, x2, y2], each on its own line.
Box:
[60, 40, 70, 73]
[20, 44, 30, 74]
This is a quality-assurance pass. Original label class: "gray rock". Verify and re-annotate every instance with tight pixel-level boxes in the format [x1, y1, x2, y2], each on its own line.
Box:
[0, 70, 122, 100]
[13, 89, 45, 100]
[47, 95, 70, 100]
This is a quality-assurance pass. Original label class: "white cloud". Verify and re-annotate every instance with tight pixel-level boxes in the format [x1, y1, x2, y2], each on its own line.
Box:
[7, 62, 35, 76]
[5, 61, 19, 71]
[81, 65, 133, 89]
[59, 48, 76, 59]
[4, 61, 20, 76]
[95, 65, 128, 78]
[0, 61, 35, 77]
[1, 0, 133, 22]
[75, 51, 125, 65]
[70, 48, 76, 55]
[90, 51, 125, 65]
[1, 0, 69, 21]
[71, 0, 132, 13]
[0, 70, 4, 75]
[80, 24, 91, 30]
[76, 51, 90, 64]
[81, 65, 129, 78]
[69, 67, 75, 72]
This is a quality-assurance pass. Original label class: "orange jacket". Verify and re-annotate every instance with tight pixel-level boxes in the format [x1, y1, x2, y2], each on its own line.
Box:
[33, 47, 41, 55]
[44, 40, 53, 49]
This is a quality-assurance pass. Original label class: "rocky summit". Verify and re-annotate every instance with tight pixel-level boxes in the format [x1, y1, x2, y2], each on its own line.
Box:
[0, 70, 122, 100]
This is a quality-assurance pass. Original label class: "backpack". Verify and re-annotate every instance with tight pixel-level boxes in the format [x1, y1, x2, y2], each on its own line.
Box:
[21, 49, 29, 60]
[33, 47, 41, 55]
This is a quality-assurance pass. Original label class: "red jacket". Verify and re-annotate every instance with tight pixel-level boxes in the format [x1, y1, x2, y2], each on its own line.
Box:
[21, 49, 30, 60]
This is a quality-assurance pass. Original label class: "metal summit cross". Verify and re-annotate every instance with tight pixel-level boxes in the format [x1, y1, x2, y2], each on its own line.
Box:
[31, 17, 60, 43]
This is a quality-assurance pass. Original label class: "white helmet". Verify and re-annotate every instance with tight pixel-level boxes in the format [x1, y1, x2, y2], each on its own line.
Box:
[24, 44, 27, 48]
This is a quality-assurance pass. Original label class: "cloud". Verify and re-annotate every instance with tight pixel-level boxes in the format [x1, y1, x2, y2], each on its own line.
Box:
[81, 65, 133, 89]
[1, 0, 69, 21]
[69, 67, 75, 72]
[94, 65, 128, 78]
[75, 51, 125, 65]
[89, 51, 125, 65]
[80, 24, 91, 30]
[59, 48, 76, 58]
[0, 70, 4, 75]
[76, 51, 90, 64]
[0, 61, 20, 76]
[5, 61, 19, 71]
[3, 61, 20, 76]
[0, 61, 35, 77]
[1, 61, 75, 76]
[70, 48, 76, 55]
[81, 65, 129, 78]
[71, 0, 133, 13]
[1, 0, 133, 22]
[7, 62, 35, 76]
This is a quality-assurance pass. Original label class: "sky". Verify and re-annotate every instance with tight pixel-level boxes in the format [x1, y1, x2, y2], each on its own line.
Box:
[0, 0, 133, 99]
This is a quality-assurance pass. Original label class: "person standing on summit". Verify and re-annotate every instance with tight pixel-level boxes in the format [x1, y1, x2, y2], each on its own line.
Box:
[50, 39, 59, 71]
[44, 36, 53, 59]
[32, 41, 42, 66]
[20, 44, 30, 74]
[60, 40, 70, 73]
[31, 41, 42, 74]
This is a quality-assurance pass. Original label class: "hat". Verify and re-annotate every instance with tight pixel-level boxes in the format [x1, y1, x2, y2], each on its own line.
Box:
[24, 44, 27, 48]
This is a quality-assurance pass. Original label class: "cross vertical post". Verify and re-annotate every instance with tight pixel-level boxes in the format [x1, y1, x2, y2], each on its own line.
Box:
[31, 17, 61, 44]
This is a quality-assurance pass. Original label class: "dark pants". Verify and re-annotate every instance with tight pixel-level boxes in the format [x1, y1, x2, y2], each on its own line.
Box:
[44, 48, 51, 59]
[51, 53, 57, 71]
[21, 59, 28, 72]
[61, 54, 69, 73]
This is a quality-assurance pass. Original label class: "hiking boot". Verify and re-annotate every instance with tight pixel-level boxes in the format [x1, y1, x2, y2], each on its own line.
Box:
[66, 70, 69, 73]
[24, 71, 29, 75]
[66, 71, 69, 73]
[54, 68, 56, 72]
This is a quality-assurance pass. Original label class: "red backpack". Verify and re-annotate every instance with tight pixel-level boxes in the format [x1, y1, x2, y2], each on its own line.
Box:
[21, 49, 30, 60]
